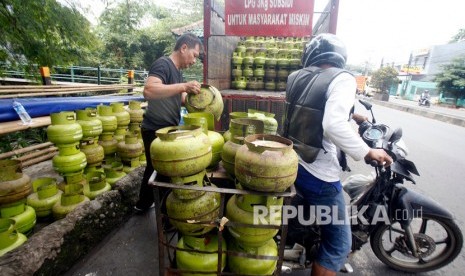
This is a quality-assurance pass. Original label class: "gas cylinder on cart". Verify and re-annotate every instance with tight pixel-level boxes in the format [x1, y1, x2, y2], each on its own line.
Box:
[228, 238, 278, 275]
[150, 125, 212, 177]
[247, 109, 278, 135]
[183, 112, 224, 169]
[235, 134, 298, 192]
[222, 111, 249, 142]
[170, 170, 206, 200]
[226, 194, 282, 247]
[221, 118, 264, 177]
[165, 184, 221, 236]
[176, 234, 227, 275]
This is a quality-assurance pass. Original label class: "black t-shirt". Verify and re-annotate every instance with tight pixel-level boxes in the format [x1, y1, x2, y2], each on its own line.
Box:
[142, 56, 183, 131]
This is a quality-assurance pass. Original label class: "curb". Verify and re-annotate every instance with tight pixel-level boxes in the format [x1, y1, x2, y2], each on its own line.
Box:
[367, 99, 465, 128]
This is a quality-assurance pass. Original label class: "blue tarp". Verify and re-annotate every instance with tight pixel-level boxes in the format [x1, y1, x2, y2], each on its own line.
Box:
[0, 96, 145, 122]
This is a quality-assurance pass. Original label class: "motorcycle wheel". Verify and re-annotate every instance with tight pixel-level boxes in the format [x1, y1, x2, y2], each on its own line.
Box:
[370, 214, 463, 273]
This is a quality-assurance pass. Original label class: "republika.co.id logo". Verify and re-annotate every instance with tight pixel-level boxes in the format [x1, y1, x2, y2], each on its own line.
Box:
[253, 204, 423, 225]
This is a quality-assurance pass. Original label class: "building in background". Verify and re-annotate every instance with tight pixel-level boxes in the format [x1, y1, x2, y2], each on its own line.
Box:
[396, 40, 465, 106]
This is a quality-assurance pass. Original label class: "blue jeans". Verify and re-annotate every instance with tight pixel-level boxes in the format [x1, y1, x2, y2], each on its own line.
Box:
[295, 165, 352, 272]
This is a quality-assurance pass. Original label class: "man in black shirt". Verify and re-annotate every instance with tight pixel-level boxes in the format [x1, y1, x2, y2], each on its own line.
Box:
[135, 32, 202, 212]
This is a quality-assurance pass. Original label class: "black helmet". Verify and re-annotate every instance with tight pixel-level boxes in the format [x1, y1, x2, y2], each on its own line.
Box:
[302, 33, 347, 69]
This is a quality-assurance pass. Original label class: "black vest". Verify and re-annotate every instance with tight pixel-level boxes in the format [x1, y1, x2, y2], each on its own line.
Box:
[281, 66, 350, 163]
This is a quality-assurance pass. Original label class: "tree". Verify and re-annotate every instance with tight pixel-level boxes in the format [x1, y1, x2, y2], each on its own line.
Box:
[95, 0, 201, 70]
[346, 63, 374, 76]
[449, 28, 465, 43]
[95, 0, 150, 68]
[370, 66, 398, 93]
[0, 0, 100, 68]
[1, 0, 205, 74]
[434, 56, 465, 107]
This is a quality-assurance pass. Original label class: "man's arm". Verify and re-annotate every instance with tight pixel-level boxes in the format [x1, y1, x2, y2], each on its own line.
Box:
[143, 76, 200, 100]
[323, 73, 370, 161]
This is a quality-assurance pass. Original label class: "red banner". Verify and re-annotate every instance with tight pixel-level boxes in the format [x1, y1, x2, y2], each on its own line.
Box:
[225, 0, 314, 37]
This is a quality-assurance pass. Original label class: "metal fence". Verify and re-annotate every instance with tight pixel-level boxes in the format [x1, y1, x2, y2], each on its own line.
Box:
[52, 65, 148, 85]
[1, 64, 204, 86]
[1, 64, 147, 85]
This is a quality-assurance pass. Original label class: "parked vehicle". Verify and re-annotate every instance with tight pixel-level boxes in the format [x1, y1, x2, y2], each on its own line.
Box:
[355, 76, 368, 95]
[282, 99, 462, 273]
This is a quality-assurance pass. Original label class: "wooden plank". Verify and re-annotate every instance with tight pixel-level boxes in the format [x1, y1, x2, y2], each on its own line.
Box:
[0, 116, 51, 135]
[16, 146, 58, 162]
[20, 152, 58, 168]
[0, 142, 54, 159]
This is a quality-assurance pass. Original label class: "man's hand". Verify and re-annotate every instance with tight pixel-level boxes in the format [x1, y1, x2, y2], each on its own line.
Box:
[184, 81, 201, 94]
[365, 148, 393, 168]
[352, 113, 368, 125]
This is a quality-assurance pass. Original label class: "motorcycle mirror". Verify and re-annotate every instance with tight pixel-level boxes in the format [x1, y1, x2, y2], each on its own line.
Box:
[358, 99, 376, 124]
[389, 128, 403, 142]
[358, 100, 372, 110]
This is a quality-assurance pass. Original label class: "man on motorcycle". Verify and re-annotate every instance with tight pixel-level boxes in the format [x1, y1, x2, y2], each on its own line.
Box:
[419, 90, 431, 106]
[282, 33, 393, 276]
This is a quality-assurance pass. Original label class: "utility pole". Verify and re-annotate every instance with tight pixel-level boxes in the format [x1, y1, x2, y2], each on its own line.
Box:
[402, 52, 412, 97]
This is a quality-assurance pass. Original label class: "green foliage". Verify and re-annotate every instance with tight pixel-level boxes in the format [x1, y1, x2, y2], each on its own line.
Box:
[95, 0, 149, 68]
[370, 67, 398, 93]
[0, 0, 100, 67]
[168, 0, 203, 26]
[95, 1, 185, 69]
[0, 128, 48, 154]
[434, 56, 465, 106]
[1, 0, 205, 73]
[449, 29, 465, 43]
[182, 61, 204, 83]
[346, 63, 373, 76]
[139, 30, 174, 69]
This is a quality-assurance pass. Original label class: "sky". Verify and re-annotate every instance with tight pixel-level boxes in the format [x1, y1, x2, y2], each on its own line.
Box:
[322, 0, 465, 66]
[71, 0, 465, 67]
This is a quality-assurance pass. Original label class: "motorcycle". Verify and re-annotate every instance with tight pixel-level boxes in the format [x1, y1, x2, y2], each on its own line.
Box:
[418, 96, 431, 107]
[282, 99, 463, 273]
